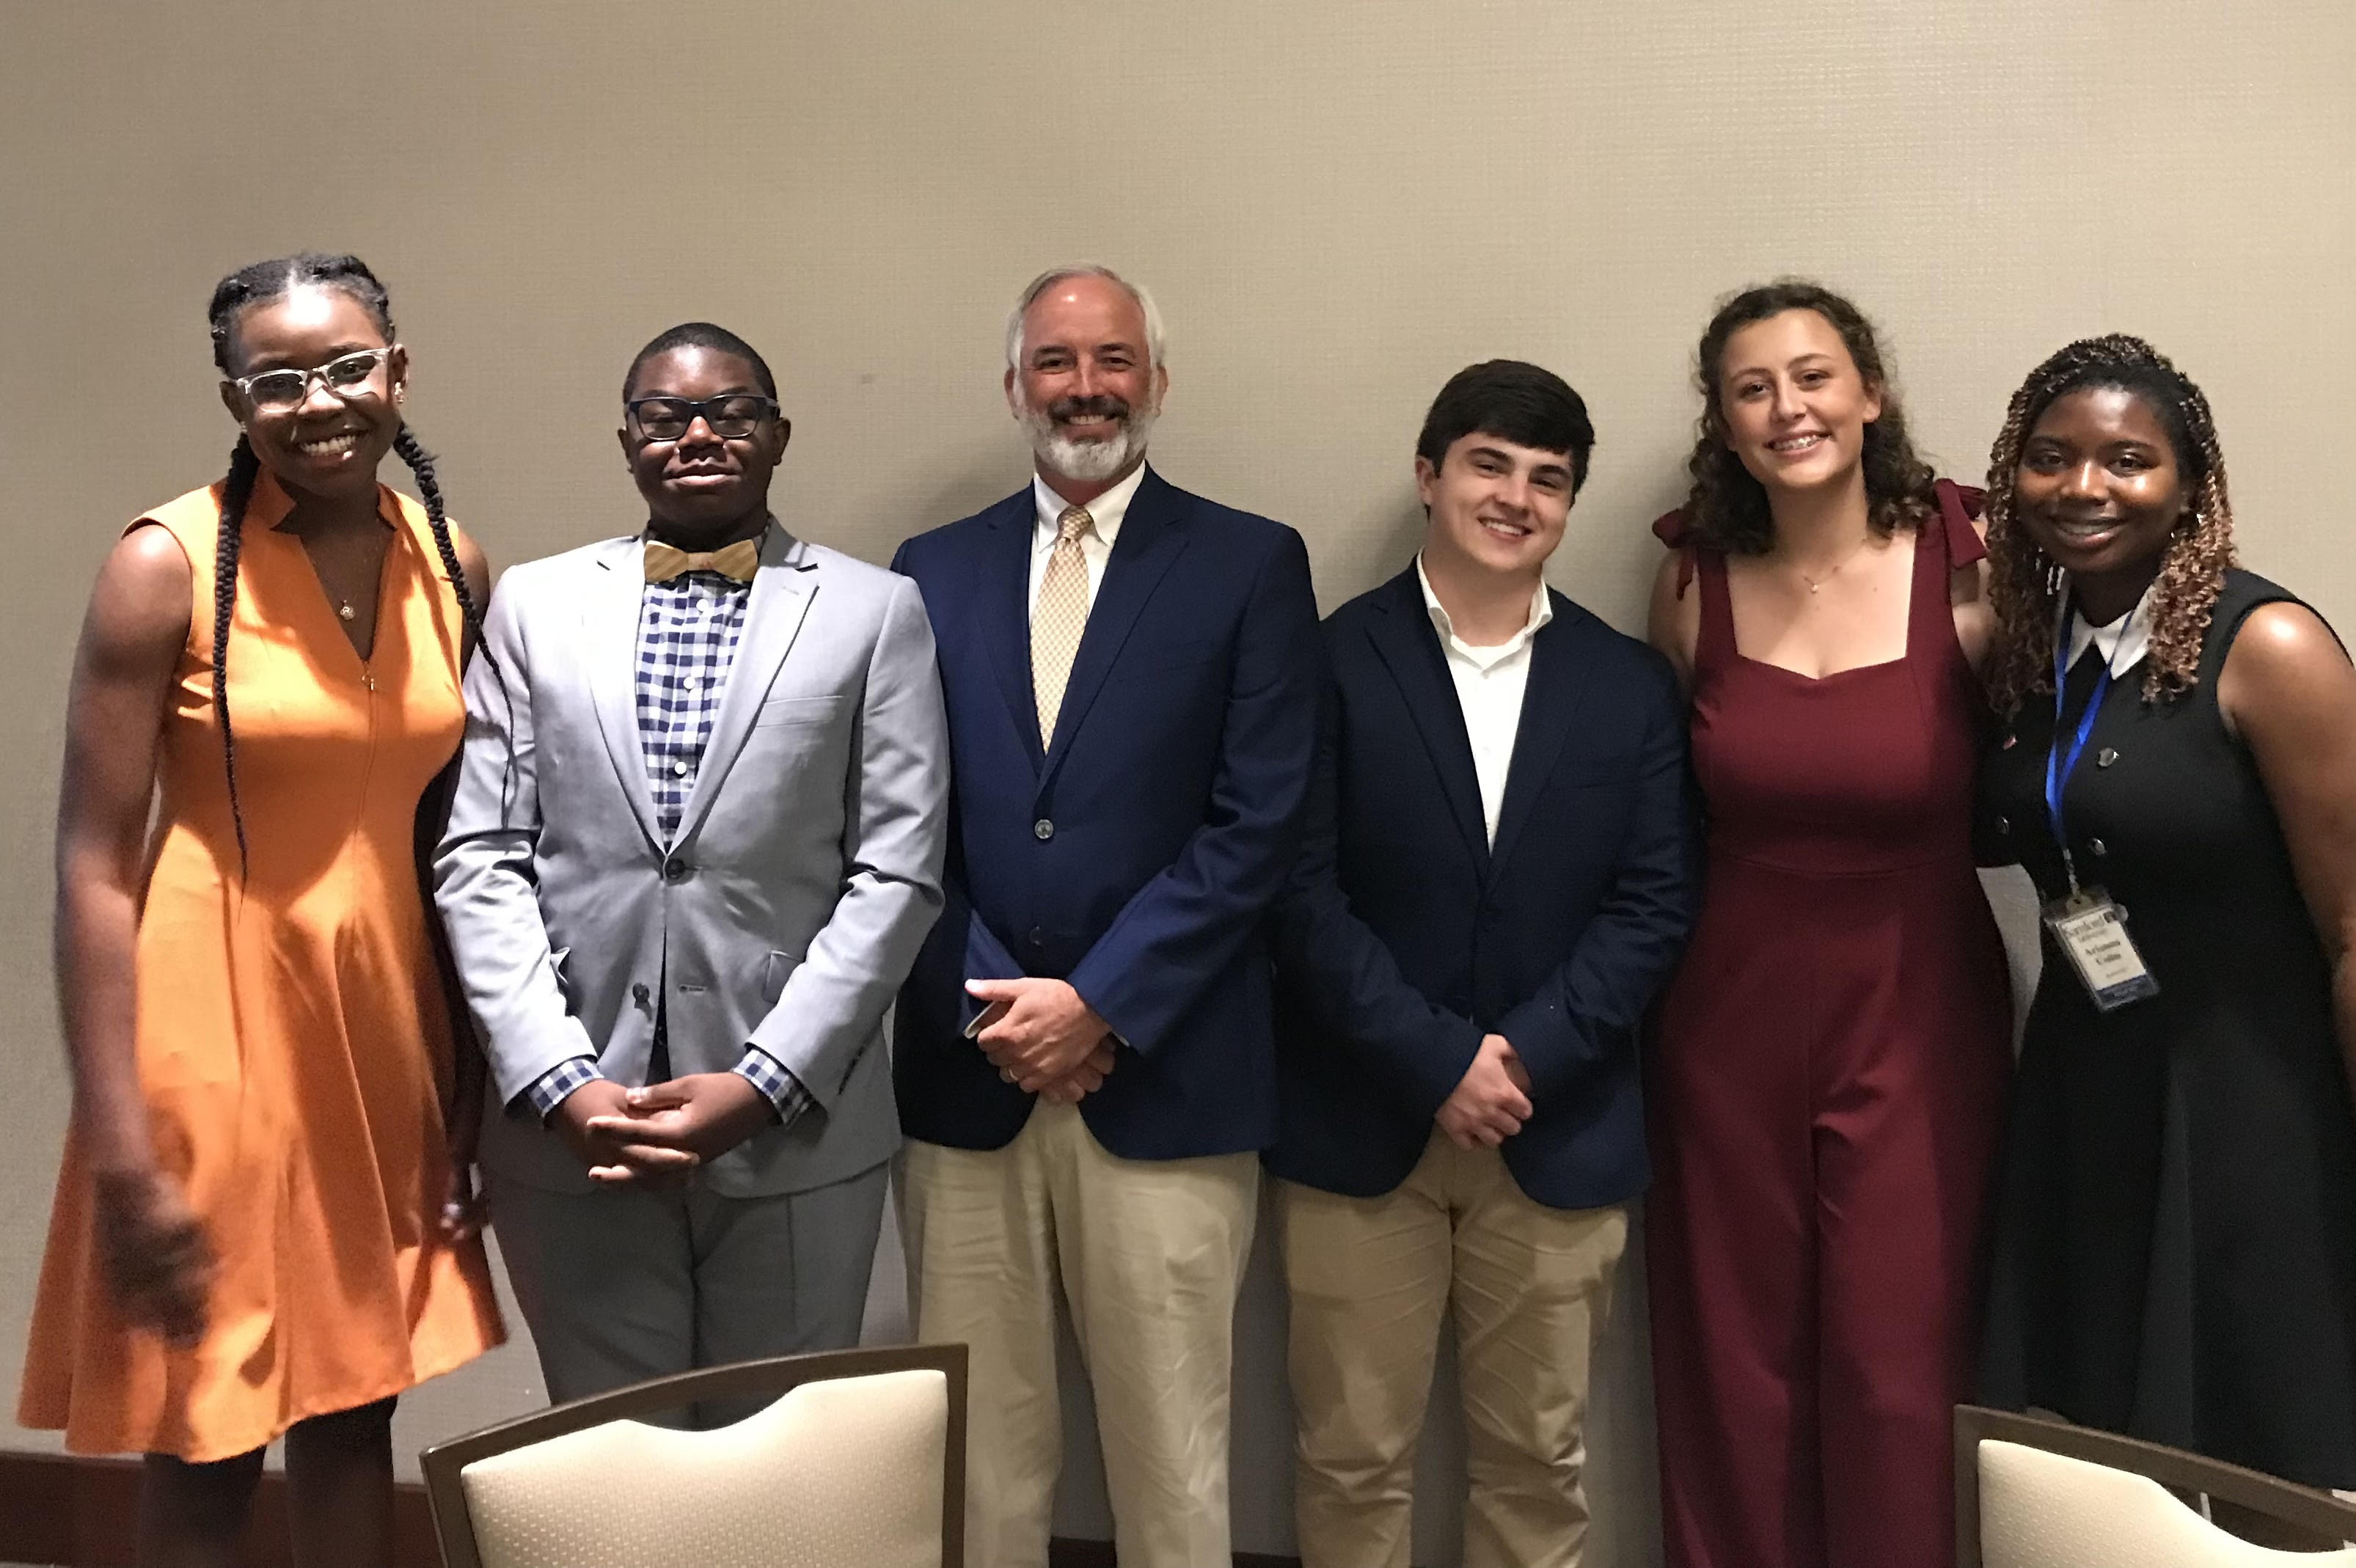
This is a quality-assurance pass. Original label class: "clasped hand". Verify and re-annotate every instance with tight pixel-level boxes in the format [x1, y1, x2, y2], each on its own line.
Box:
[966, 976, 1117, 1102]
[558, 1072, 774, 1186]
[1435, 1033, 1534, 1149]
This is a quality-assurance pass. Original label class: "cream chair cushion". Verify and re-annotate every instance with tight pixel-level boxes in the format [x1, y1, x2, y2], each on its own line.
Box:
[1980, 1438, 2356, 1568]
[458, 1366, 947, 1568]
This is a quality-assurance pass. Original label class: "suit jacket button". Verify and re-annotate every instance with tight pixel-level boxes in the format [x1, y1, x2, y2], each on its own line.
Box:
[1028, 927, 1045, 947]
[1033, 818, 1054, 840]
[1996, 816, 2011, 835]
[2089, 838, 2107, 857]
[665, 860, 692, 882]
[632, 982, 652, 1007]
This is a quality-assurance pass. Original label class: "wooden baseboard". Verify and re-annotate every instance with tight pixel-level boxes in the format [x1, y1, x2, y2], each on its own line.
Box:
[1045, 1544, 1298, 1568]
[0, 1451, 441, 1567]
[0, 1449, 1303, 1567]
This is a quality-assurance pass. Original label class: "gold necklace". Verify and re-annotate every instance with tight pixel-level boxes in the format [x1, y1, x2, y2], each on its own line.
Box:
[1793, 532, 1873, 595]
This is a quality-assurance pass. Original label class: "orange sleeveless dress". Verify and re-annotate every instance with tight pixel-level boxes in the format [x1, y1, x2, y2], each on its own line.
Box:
[20, 472, 504, 1462]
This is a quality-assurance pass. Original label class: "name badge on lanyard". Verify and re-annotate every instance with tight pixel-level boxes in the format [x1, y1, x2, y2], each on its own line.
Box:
[2041, 607, 2159, 1012]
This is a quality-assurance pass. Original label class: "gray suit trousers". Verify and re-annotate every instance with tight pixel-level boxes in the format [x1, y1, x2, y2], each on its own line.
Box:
[488, 1160, 888, 1428]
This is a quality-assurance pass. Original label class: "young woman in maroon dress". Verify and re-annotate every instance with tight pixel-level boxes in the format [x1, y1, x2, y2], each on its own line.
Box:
[1644, 281, 2013, 1568]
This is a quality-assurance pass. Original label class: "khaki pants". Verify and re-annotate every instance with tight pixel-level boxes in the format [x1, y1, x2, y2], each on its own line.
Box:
[897, 1101, 1258, 1568]
[1281, 1132, 1628, 1568]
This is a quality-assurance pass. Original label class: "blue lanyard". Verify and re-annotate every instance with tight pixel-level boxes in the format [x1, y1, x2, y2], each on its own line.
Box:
[2044, 603, 2123, 892]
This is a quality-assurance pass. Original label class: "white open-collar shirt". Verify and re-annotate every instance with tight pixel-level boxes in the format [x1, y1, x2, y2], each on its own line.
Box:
[1416, 556, 1554, 847]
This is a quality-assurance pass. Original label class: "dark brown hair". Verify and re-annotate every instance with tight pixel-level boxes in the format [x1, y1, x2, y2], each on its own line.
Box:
[1678, 279, 1940, 554]
[1982, 334, 2234, 714]
[1415, 359, 1598, 493]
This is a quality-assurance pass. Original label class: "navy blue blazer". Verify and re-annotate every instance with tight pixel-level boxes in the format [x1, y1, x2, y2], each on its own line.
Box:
[1267, 566, 1698, 1210]
[890, 466, 1320, 1159]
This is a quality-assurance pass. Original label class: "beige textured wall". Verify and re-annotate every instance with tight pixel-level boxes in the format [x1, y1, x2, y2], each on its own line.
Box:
[4, 3, 2351, 1563]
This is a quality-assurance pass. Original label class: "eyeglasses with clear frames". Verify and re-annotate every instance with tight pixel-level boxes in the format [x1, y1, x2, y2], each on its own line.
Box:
[231, 347, 396, 413]
[625, 395, 783, 443]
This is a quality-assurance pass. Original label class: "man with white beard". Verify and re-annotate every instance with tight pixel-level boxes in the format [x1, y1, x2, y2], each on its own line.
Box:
[888, 265, 1320, 1568]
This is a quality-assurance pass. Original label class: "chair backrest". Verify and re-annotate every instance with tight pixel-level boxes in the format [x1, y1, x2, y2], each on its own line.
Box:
[1956, 1404, 2356, 1568]
[420, 1343, 967, 1568]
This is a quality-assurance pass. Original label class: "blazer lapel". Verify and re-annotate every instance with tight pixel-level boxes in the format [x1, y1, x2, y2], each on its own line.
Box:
[1041, 466, 1190, 784]
[672, 527, 819, 844]
[975, 490, 1047, 775]
[1487, 598, 1593, 874]
[1365, 568, 1490, 873]
[586, 537, 664, 851]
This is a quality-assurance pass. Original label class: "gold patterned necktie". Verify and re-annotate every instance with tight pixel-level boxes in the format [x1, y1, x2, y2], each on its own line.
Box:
[643, 537, 761, 584]
[1031, 505, 1095, 743]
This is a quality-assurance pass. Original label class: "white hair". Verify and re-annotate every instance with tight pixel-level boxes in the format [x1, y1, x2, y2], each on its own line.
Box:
[1017, 398, 1159, 482]
[1003, 263, 1167, 373]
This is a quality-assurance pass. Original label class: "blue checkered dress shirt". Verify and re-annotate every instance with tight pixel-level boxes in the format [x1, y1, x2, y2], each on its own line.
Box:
[522, 540, 811, 1126]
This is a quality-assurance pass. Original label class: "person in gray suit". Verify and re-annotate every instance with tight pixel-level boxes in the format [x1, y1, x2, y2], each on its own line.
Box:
[433, 322, 948, 1418]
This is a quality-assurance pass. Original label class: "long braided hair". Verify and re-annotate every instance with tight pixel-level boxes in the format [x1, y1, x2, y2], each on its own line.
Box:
[1678, 279, 1942, 555]
[205, 253, 482, 874]
[1983, 334, 2235, 715]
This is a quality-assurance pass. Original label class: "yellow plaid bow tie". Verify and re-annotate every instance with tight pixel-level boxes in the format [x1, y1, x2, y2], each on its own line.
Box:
[643, 537, 761, 584]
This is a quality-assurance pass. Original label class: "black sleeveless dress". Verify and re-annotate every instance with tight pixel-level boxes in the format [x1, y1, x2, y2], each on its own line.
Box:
[1979, 568, 2356, 1489]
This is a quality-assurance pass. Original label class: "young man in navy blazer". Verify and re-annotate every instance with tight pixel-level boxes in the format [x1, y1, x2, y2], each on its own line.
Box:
[1270, 362, 1697, 1568]
[889, 265, 1319, 1568]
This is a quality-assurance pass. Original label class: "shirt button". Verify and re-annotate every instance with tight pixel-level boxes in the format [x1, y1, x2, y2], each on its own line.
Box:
[1034, 818, 1054, 840]
[673, 761, 689, 777]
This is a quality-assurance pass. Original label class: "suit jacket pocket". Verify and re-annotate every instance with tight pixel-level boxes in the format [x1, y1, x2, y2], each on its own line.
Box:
[1129, 637, 1223, 675]
[759, 948, 803, 1006]
[753, 692, 847, 730]
[1546, 759, 1640, 791]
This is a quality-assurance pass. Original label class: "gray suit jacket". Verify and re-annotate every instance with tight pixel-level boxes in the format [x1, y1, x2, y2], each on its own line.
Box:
[433, 526, 949, 1198]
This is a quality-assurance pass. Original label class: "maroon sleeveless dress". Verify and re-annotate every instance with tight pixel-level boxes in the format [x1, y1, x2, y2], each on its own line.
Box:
[1645, 487, 2011, 1568]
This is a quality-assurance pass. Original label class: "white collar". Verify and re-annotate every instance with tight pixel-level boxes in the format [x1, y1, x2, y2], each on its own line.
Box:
[1416, 554, 1554, 668]
[1032, 461, 1148, 547]
[2061, 580, 2156, 676]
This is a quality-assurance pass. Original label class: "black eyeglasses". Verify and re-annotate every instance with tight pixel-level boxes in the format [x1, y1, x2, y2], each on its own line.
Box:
[625, 395, 782, 442]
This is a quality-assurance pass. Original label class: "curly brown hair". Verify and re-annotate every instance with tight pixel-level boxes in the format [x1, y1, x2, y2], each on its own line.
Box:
[1678, 279, 1942, 555]
[1983, 334, 2236, 714]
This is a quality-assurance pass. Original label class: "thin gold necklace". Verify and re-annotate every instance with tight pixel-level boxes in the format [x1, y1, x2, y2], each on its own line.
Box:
[1793, 532, 1873, 595]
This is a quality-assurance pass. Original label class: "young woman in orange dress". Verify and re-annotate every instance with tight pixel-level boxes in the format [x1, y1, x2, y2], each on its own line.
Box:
[21, 253, 504, 1567]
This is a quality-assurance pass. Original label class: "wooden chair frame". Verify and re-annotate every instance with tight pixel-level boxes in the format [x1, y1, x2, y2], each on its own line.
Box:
[420, 1342, 968, 1568]
[1956, 1403, 2356, 1567]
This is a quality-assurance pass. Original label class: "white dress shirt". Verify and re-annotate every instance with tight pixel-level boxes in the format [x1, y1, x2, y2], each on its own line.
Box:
[1416, 555, 1554, 847]
[2062, 582, 2156, 677]
[1028, 462, 1147, 619]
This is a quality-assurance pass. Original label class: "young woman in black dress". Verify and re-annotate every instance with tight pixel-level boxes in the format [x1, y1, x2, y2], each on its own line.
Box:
[1978, 333, 2356, 1489]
